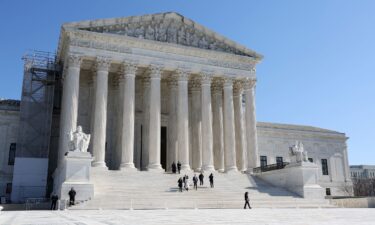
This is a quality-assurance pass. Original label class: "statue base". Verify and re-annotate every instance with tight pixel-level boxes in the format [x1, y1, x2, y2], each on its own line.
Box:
[53, 151, 94, 204]
[255, 161, 325, 199]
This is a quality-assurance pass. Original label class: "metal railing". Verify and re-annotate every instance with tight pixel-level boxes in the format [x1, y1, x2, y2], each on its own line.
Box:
[253, 162, 289, 173]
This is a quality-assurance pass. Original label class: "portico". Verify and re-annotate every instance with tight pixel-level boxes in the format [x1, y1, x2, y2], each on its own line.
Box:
[56, 12, 262, 173]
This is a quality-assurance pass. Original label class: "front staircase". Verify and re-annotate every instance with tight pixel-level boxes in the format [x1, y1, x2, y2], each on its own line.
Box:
[70, 169, 333, 209]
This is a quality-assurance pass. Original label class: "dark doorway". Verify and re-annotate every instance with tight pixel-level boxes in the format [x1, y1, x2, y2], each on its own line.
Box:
[161, 127, 167, 170]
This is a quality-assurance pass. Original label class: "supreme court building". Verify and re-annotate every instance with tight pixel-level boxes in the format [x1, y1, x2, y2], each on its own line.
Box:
[0, 13, 353, 203]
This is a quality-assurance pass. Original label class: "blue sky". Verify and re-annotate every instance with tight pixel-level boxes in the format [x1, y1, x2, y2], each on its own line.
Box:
[0, 0, 374, 165]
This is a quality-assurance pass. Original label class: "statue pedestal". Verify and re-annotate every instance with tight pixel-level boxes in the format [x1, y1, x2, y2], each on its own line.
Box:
[256, 161, 325, 199]
[53, 151, 94, 203]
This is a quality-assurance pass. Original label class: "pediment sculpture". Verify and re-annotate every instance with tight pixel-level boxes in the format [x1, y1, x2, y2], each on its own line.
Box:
[68, 125, 90, 152]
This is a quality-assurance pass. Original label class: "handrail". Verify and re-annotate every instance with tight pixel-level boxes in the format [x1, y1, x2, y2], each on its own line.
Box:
[253, 162, 289, 173]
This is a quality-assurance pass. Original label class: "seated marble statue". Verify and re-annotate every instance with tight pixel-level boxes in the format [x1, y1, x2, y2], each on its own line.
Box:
[68, 126, 90, 152]
[290, 141, 308, 163]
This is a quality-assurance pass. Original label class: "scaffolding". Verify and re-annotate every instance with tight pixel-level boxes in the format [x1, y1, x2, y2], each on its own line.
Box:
[17, 50, 60, 158]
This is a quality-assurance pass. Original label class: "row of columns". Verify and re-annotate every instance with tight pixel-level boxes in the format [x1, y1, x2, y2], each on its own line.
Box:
[58, 55, 259, 173]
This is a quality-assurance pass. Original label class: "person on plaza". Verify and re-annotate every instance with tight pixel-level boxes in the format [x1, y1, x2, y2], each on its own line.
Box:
[171, 162, 177, 174]
[199, 172, 204, 186]
[50, 193, 59, 210]
[68, 187, 76, 206]
[193, 174, 198, 190]
[244, 192, 251, 209]
[177, 161, 181, 174]
[209, 173, 214, 188]
[184, 175, 189, 191]
[178, 177, 183, 192]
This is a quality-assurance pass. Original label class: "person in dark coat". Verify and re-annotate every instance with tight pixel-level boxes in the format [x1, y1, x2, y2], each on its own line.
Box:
[199, 172, 204, 186]
[68, 187, 76, 206]
[244, 192, 251, 209]
[171, 162, 177, 174]
[193, 174, 198, 190]
[209, 173, 214, 188]
[50, 193, 58, 210]
[177, 161, 181, 174]
[178, 177, 183, 192]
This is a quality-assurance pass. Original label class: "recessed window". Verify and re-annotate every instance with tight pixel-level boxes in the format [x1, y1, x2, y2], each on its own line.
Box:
[8, 143, 16, 165]
[260, 156, 267, 168]
[326, 188, 331, 196]
[6, 183, 12, 194]
[308, 158, 313, 163]
[321, 159, 329, 175]
[276, 157, 283, 167]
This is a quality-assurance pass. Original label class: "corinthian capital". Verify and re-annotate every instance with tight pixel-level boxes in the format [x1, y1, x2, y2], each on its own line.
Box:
[200, 71, 213, 85]
[176, 67, 190, 82]
[243, 78, 256, 90]
[120, 61, 138, 79]
[233, 80, 244, 96]
[95, 56, 111, 72]
[66, 54, 82, 68]
[149, 64, 163, 79]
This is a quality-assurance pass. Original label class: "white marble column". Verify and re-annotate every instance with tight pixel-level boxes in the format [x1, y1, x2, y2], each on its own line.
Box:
[233, 81, 247, 171]
[167, 79, 178, 171]
[212, 80, 224, 172]
[177, 69, 191, 171]
[119, 62, 138, 170]
[190, 78, 202, 171]
[58, 54, 82, 164]
[147, 65, 163, 171]
[141, 77, 150, 170]
[244, 78, 259, 171]
[92, 57, 111, 168]
[201, 74, 215, 171]
[223, 78, 238, 172]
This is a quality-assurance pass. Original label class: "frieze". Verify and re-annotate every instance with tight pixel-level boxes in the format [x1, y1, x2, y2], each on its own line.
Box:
[66, 30, 256, 71]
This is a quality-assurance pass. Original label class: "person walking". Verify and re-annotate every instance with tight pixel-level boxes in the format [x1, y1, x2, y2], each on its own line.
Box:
[68, 187, 76, 206]
[244, 192, 251, 209]
[178, 177, 183, 192]
[209, 173, 214, 188]
[193, 174, 198, 190]
[177, 161, 181, 174]
[184, 175, 189, 191]
[199, 172, 204, 186]
[50, 193, 58, 210]
[172, 162, 177, 174]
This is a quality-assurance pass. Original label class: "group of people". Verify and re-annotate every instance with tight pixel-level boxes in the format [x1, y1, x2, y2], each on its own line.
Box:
[171, 161, 181, 174]
[50, 187, 76, 210]
[177, 172, 215, 192]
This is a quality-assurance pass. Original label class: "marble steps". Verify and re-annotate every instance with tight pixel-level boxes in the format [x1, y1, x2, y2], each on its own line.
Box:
[69, 170, 333, 209]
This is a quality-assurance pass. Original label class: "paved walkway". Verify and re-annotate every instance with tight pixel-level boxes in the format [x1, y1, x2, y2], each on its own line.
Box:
[1, 208, 374, 225]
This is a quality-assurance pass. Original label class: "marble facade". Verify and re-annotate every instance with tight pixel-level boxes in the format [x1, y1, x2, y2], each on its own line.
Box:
[57, 12, 262, 173]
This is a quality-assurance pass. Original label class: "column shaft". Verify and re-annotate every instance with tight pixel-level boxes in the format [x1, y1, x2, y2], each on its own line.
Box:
[119, 63, 137, 170]
[177, 71, 191, 171]
[201, 75, 214, 171]
[167, 80, 178, 171]
[92, 58, 110, 168]
[190, 80, 202, 171]
[234, 81, 247, 171]
[142, 78, 150, 170]
[223, 78, 237, 172]
[147, 66, 163, 171]
[212, 82, 224, 172]
[244, 79, 259, 171]
[58, 54, 81, 164]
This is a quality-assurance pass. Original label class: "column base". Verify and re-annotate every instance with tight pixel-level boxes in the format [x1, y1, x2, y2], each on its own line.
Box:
[217, 168, 225, 173]
[225, 166, 238, 173]
[193, 167, 202, 172]
[180, 164, 191, 171]
[202, 165, 215, 172]
[120, 163, 137, 172]
[147, 164, 164, 172]
[91, 161, 108, 169]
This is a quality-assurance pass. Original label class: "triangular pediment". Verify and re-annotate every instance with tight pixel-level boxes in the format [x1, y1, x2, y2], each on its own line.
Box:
[62, 12, 262, 60]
